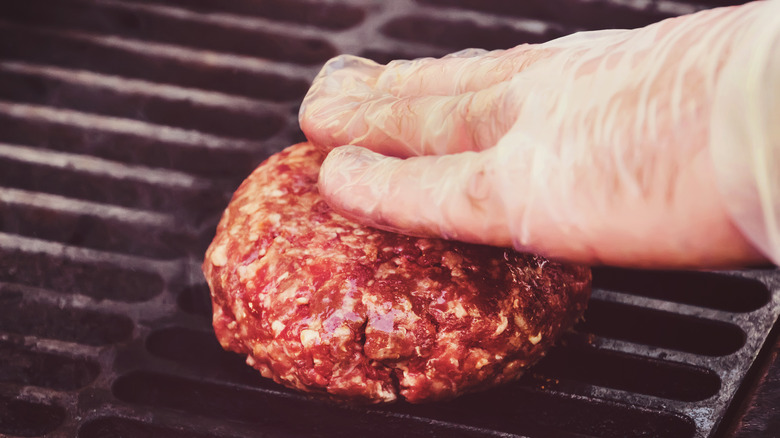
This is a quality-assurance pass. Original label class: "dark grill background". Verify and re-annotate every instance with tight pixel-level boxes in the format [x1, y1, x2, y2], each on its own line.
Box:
[0, 0, 777, 437]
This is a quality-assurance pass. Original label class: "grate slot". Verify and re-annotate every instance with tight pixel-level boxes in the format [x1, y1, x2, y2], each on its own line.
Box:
[126, 341, 700, 438]
[79, 417, 230, 438]
[176, 284, 214, 318]
[530, 344, 721, 402]
[0, 239, 164, 302]
[579, 299, 746, 356]
[121, 0, 366, 30]
[382, 384, 697, 438]
[592, 267, 770, 313]
[0, 395, 66, 437]
[415, 0, 683, 30]
[0, 342, 101, 391]
[382, 15, 564, 51]
[147, 324, 722, 405]
[0, 0, 337, 65]
[682, 0, 754, 5]
[0, 287, 134, 345]
[0, 144, 226, 214]
[0, 64, 287, 141]
[145, 327, 273, 388]
[0, 188, 194, 259]
[0, 23, 310, 102]
[0, 103, 263, 177]
[112, 371, 506, 438]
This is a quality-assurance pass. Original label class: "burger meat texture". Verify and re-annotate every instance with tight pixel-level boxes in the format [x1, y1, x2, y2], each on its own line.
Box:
[203, 142, 591, 403]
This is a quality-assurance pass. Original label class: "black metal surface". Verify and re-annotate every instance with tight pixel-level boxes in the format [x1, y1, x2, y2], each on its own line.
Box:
[719, 321, 780, 437]
[0, 0, 776, 437]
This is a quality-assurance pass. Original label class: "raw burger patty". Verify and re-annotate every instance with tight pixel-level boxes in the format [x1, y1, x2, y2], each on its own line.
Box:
[203, 142, 591, 403]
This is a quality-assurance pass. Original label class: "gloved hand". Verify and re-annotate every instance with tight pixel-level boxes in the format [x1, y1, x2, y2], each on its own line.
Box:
[299, 0, 779, 268]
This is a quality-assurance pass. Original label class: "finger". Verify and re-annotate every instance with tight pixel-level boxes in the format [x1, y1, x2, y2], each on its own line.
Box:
[374, 45, 551, 97]
[301, 78, 518, 157]
[299, 45, 555, 155]
[318, 145, 513, 248]
[304, 45, 543, 104]
[320, 142, 766, 269]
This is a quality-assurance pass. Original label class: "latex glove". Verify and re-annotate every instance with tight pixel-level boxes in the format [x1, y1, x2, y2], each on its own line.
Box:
[299, 1, 779, 268]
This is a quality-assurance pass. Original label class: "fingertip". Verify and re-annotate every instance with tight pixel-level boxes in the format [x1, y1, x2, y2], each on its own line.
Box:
[322, 54, 382, 77]
[319, 145, 384, 197]
[300, 55, 384, 150]
[308, 55, 382, 98]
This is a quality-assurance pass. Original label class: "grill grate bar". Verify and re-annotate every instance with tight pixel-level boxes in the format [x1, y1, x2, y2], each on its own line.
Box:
[0, 101, 262, 152]
[591, 287, 760, 323]
[0, 390, 68, 437]
[0, 21, 313, 102]
[0, 232, 173, 303]
[0, 143, 229, 218]
[0, 187, 177, 228]
[0, 187, 199, 259]
[119, 0, 367, 30]
[0, 0, 338, 66]
[0, 61, 289, 141]
[0, 143, 208, 190]
[0, 100, 268, 177]
[0, 61, 288, 112]
[0, 1, 776, 437]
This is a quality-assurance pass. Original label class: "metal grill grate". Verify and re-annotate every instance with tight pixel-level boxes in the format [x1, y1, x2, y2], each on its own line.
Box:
[0, 0, 776, 437]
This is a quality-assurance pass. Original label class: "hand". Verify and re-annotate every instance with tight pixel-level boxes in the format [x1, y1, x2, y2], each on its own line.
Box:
[299, 1, 779, 268]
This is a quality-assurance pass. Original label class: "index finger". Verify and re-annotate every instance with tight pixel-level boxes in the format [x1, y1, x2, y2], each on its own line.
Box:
[298, 46, 554, 155]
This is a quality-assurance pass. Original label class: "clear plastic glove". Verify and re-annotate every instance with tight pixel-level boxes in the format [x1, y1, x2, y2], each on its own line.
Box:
[299, 1, 779, 268]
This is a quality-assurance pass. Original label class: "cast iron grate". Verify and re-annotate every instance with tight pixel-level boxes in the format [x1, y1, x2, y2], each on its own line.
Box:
[0, 0, 775, 437]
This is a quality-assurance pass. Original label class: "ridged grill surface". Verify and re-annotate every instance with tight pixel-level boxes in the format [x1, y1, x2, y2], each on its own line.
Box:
[0, 1, 776, 437]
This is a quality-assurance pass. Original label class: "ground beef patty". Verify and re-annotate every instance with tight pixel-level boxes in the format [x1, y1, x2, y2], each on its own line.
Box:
[203, 142, 591, 403]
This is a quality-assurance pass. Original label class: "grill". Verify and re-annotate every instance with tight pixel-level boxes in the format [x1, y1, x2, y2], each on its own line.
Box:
[0, 0, 778, 437]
